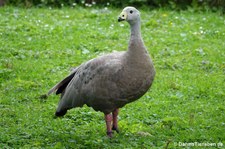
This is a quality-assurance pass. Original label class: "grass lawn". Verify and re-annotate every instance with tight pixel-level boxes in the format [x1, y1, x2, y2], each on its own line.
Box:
[0, 6, 224, 148]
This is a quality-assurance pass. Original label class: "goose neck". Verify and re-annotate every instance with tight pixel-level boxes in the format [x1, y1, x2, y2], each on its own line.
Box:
[130, 21, 142, 40]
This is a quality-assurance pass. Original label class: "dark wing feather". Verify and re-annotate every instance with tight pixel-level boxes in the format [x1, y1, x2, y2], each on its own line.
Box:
[56, 72, 75, 95]
[48, 67, 78, 95]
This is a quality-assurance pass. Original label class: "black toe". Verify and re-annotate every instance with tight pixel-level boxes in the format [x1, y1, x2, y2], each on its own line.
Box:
[106, 131, 113, 138]
[112, 126, 119, 133]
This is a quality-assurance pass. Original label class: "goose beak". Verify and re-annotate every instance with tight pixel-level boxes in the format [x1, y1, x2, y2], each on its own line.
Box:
[118, 11, 127, 22]
[118, 17, 124, 22]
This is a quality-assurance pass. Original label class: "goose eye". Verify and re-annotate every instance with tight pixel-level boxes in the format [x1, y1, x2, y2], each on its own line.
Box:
[130, 10, 133, 14]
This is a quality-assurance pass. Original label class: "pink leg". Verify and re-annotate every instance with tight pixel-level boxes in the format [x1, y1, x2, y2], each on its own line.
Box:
[112, 108, 119, 133]
[104, 113, 113, 137]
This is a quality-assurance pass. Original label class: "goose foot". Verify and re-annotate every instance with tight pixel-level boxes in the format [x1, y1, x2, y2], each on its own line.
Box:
[105, 114, 113, 137]
[112, 108, 119, 133]
[105, 108, 120, 137]
[112, 126, 119, 133]
[106, 131, 113, 138]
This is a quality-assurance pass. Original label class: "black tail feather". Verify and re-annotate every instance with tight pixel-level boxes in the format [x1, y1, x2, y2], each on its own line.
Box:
[55, 109, 67, 117]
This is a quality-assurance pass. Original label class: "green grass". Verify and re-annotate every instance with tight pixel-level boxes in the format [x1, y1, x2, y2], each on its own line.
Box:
[0, 6, 224, 148]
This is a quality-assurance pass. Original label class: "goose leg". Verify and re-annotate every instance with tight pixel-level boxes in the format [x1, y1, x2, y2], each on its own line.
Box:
[104, 113, 113, 137]
[112, 108, 119, 133]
